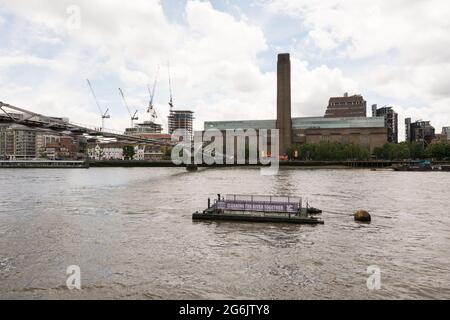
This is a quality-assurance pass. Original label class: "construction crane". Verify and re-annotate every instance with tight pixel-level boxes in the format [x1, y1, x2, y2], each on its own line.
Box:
[118, 87, 139, 128]
[86, 79, 110, 130]
[168, 62, 174, 110]
[147, 66, 160, 121]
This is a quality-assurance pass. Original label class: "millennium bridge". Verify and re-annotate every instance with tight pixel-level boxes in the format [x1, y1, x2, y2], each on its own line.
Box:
[0, 101, 173, 147]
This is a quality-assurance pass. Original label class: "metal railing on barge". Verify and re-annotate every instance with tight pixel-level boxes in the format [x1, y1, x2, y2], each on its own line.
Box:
[213, 194, 306, 217]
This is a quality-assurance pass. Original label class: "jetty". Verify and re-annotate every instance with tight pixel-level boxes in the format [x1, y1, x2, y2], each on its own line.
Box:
[0, 160, 89, 169]
[193, 194, 324, 225]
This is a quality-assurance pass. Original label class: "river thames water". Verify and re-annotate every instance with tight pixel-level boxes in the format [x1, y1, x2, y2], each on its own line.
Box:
[0, 167, 449, 299]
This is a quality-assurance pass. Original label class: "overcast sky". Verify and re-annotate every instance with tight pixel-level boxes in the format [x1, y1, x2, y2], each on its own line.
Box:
[1, 0, 449, 139]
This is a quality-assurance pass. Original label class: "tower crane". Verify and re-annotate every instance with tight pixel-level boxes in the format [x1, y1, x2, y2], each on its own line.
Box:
[147, 66, 160, 121]
[118, 87, 139, 128]
[168, 62, 174, 110]
[86, 79, 110, 130]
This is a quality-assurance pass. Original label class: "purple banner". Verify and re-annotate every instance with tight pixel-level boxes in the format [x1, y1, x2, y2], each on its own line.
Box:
[217, 200, 299, 213]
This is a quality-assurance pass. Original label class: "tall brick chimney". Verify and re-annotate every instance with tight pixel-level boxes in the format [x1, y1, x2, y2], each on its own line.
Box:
[276, 53, 292, 155]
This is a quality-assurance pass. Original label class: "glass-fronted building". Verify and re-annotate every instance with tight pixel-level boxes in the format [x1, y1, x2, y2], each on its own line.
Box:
[205, 116, 385, 131]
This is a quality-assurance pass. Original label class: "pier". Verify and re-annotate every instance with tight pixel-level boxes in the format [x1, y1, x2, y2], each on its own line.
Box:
[0, 160, 89, 169]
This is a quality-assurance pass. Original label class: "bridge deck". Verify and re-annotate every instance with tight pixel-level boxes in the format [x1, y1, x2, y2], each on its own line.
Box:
[0, 102, 173, 146]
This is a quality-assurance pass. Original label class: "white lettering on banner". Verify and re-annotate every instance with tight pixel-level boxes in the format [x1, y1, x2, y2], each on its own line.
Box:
[217, 201, 298, 213]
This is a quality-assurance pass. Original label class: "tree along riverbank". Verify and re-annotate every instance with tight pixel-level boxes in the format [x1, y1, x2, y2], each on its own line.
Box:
[88, 159, 450, 168]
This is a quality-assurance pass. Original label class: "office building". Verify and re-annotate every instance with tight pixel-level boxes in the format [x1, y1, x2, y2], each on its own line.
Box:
[405, 118, 435, 147]
[0, 124, 37, 160]
[168, 110, 194, 140]
[87, 141, 164, 161]
[325, 93, 367, 118]
[442, 127, 450, 140]
[372, 105, 398, 143]
[125, 121, 162, 136]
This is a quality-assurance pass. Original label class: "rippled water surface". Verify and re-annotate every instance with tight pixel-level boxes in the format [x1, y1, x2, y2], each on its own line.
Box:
[1, 167, 449, 299]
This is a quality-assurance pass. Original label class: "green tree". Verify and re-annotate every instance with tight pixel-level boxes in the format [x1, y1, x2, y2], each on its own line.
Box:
[373, 147, 383, 159]
[163, 147, 172, 160]
[446, 143, 450, 159]
[408, 142, 425, 159]
[123, 145, 136, 160]
[426, 141, 450, 159]
[381, 143, 394, 160]
[299, 144, 316, 160]
[288, 142, 370, 161]
[373, 141, 436, 160]
[397, 144, 411, 160]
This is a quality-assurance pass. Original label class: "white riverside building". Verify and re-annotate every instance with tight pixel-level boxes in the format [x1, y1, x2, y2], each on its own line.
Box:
[87, 142, 161, 161]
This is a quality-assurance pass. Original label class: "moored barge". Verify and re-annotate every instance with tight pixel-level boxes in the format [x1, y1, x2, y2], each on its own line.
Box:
[393, 160, 450, 172]
[193, 194, 324, 225]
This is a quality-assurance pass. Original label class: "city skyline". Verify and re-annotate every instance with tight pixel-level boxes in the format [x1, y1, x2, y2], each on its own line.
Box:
[1, 1, 450, 304]
[0, 0, 449, 139]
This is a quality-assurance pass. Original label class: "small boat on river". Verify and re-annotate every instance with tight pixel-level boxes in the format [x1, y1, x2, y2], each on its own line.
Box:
[393, 160, 450, 172]
[192, 194, 324, 225]
[393, 160, 433, 171]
